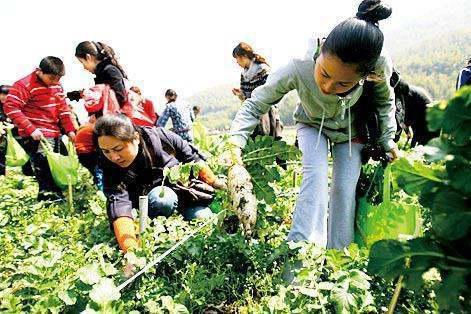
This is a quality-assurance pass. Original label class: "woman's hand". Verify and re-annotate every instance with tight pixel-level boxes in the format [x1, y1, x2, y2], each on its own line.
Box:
[212, 178, 227, 190]
[386, 147, 399, 162]
[123, 262, 137, 278]
[232, 88, 241, 96]
[221, 144, 243, 167]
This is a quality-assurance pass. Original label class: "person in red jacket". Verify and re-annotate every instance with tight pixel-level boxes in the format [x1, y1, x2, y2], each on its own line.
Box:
[4, 56, 76, 201]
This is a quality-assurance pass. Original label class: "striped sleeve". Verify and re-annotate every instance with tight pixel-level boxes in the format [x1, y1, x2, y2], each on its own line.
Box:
[4, 82, 37, 136]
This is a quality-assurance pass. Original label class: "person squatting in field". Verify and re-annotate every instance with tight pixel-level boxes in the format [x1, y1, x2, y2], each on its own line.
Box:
[3, 57, 77, 201]
[229, 0, 398, 249]
[95, 114, 225, 253]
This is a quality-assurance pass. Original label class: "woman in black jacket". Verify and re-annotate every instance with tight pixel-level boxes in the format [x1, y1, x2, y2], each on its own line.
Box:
[68, 41, 129, 189]
[95, 114, 224, 253]
[72, 41, 127, 106]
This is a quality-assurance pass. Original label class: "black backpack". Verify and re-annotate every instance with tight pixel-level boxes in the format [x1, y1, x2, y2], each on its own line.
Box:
[354, 68, 404, 163]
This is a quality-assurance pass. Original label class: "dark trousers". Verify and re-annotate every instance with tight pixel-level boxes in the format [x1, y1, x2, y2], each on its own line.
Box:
[78, 152, 104, 190]
[21, 137, 67, 197]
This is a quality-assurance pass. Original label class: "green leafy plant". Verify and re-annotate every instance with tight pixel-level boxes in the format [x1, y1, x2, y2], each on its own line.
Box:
[242, 135, 300, 204]
[368, 87, 471, 312]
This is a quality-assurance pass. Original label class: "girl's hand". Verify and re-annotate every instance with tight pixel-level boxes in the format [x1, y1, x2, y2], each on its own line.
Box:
[123, 262, 137, 278]
[212, 178, 227, 190]
[386, 147, 399, 162]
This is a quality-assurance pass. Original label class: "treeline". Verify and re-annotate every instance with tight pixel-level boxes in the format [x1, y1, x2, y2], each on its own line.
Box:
[189, 29, 471, 130]
[394, 29, 471, 100]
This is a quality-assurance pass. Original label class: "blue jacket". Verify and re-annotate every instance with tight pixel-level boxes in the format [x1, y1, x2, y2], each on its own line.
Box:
[456, 65, 471, 90]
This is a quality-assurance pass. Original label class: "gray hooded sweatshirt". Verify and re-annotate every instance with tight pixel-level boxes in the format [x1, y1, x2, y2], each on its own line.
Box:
[230, 52, 397, 153]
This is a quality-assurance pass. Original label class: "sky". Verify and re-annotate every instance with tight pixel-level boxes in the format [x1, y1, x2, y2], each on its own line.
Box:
[0, 0, 456, 105]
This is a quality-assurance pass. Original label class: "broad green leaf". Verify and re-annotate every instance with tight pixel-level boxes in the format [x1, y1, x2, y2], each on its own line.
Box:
[331, 283, 355, 314]
[78, 263, 101, 285]
[442, 88, 471, 145]
[430, 188, 468, 214]
[426, 100, 446, 132]
[368, 240, 408, 279]
[392, 157, 444, 196]
[446, 156, 471, 194]
[432, 212, 471, 240]
[160, 295, 189, 314]
[58, 290, 77, 306]
[89, 278, 120, 305]
[246, 163, 276, 204]
[435, 271, 467, 312]
[100, 261, 118, 277]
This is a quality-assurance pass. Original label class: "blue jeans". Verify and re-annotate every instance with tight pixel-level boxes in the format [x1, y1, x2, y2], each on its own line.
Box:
[287, 123, 364, 249]
[147, 186, 213, 220]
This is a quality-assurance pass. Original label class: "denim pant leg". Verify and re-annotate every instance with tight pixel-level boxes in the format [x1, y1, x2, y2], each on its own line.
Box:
[327, 141, 364, 249]
[287, 123, 329, 247]
[147, 186, 178, 218]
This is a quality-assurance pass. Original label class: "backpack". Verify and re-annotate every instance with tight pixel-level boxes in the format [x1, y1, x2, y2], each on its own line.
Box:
[83, 84, 121, 115]
[121, 90, 157, 127]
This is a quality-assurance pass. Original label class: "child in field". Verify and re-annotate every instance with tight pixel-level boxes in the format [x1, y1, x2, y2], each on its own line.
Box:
[4, 57, 76, 200]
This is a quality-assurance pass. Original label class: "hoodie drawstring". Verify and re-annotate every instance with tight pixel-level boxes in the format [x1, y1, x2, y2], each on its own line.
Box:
[348, 105, 352, 158]
[340, 97, 352, 158]
[315, 110, 325, 150]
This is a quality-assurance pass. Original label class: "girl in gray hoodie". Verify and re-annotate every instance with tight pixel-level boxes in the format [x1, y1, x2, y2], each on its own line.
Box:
[230, 0, 397, 249]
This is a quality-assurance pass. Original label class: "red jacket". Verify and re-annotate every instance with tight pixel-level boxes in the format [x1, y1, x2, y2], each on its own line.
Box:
[143, 99, 158, 124]
[4, 71, 76, 138]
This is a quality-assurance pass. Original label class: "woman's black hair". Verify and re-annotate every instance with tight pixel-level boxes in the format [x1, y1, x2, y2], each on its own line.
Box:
[165, 89, 177, 103]
[233, 42, 268, 65]
[39, 56, 65, 76]
[0, 85, 11, 95]
[75, 41, 128, 79]
[94, 114, 154, 166]
[94, 114, 137, 141]
[165, 89, 177, 97]
[321, 0, 392, 76]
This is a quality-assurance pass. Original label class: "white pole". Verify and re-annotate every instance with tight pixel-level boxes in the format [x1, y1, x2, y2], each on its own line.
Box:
[139, 196, 148, 234]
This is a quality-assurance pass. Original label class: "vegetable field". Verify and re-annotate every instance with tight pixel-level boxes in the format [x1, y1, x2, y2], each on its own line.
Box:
[1, 88, 470, 313]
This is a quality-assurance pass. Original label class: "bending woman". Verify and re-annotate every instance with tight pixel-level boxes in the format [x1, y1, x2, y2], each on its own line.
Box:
[230, 0, 397, 249]
[95, 114, 224, 253]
